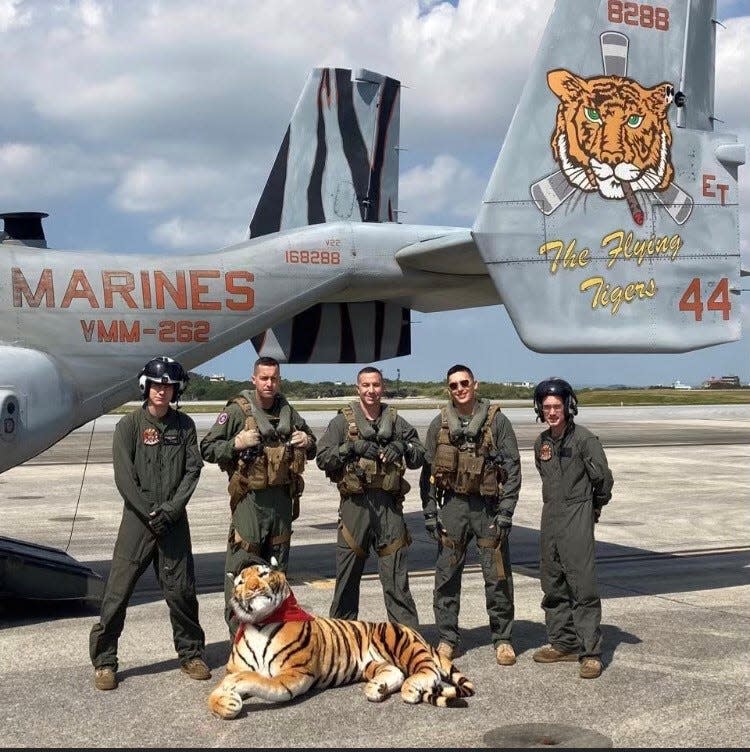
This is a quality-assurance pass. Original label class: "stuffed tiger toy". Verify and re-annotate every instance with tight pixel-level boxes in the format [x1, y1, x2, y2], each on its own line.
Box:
[208, 563, 474, 719]
[546, 68, 675, 201]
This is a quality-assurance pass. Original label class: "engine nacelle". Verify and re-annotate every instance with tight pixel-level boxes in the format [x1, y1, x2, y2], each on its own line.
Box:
[0, 346, 79, 473]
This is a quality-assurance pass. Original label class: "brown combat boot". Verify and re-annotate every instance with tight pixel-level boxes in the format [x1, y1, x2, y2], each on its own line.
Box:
[579, 657, 602, 679]
[93, 667, 118, 691]
[180, 657, 211, 680]
[495, 643, 517, 666]
[436, 641, 456, 661]
[533, 645, 579, 663]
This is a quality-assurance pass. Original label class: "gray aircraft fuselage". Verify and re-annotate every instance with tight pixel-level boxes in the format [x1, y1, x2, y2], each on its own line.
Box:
[0, 221, 493, 473]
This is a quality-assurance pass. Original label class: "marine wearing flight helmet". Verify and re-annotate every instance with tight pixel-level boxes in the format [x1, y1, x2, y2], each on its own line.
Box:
[200, 356, 316, 639]
[420, 364, 521, 666]
[531, 377, 614, 679]
[89, 356, 209, 691]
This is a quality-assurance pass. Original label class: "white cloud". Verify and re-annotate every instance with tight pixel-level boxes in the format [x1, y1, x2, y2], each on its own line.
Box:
[400, 154, 486, 223]
[151, 216, 245, 250]
[0, 142, 112, 204]
[112, 160, 227, 213]
[0, 0, 30, 31]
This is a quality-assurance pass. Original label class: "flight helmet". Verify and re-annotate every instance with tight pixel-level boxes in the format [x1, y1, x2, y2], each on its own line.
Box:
[138, 356, 189, 401]
[533, 377, 578, 421]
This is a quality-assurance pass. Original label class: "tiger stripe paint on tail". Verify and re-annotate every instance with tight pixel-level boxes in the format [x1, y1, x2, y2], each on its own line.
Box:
[249, 68, 400, 238]
[474, 0, 743, 353]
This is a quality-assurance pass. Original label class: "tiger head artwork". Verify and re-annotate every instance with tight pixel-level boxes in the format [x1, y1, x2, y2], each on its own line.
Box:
[531, 31, 693, 226]
[549, 70, 674, 200]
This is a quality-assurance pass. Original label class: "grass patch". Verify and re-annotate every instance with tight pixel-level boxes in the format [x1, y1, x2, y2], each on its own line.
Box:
[576, 389, 750, 406]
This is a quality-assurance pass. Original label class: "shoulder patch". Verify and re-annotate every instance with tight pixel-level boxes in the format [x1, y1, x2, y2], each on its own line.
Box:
[216, 412, 229, 425]
[142, 428, 160, 446]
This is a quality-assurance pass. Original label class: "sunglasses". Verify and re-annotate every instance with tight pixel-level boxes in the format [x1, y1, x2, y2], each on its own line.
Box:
[448, 379, 472, 391]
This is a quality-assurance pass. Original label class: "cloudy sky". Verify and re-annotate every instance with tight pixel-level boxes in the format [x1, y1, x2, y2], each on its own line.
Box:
[1, 0, 747, 387]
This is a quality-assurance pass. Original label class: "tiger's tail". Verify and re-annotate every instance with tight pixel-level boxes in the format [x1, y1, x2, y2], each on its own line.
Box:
[420, 691, 468, 709]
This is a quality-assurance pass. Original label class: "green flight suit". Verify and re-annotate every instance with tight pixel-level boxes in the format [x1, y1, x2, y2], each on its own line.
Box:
[421, 400, 522, 651]
[200, 391, 316, 638]
[316, 404, 425, 629]
[89, 406, 205, 671]
[534, 421, 614, 659]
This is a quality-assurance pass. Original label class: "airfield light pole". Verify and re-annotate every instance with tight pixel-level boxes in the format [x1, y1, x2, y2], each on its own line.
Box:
[396, 369, 400, 399]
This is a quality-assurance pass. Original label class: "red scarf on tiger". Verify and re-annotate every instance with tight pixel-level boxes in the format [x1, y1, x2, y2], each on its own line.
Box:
[234, 593, 315, 643]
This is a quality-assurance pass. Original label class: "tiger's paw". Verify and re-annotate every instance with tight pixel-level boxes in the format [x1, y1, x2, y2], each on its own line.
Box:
[364, 681, 390, 702]
[208, 690, 244, 720]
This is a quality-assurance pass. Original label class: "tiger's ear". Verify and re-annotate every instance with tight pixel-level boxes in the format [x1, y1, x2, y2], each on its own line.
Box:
[269, 556, 279, 569]
[647, 82, 675, 114]
[226, 572, 235, 582]
[547, 68, 586, 103]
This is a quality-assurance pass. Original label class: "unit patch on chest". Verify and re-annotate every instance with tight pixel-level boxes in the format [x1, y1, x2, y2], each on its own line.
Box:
[539, 442, 553, 461]
[142, 428, 160, 445]
[163, 432, 181, 445]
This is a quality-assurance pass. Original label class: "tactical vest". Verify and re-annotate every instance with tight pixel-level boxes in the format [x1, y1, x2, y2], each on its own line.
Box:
[432, 402, 503, 496]
[227, 392, 306, 511]
[335, 403, 408, 498]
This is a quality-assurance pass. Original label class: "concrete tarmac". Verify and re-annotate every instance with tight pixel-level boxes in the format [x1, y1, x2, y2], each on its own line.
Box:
[0, 405, 748, 748]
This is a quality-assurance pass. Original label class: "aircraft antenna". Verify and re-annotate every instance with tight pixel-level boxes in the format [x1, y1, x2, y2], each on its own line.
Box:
[64, 417, 97, 553]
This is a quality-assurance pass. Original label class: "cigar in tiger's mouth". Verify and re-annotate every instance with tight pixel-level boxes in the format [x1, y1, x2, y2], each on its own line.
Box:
[621, 181, 644, 225]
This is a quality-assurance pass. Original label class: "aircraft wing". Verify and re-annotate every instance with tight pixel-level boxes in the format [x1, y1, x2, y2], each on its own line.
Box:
[394, 229, 489, 277]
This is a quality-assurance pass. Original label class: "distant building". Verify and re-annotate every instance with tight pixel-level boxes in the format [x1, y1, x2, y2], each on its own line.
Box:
[701, 375, 740, 389]
[209, 374, 226, 382]
[672, 380, 692, 390]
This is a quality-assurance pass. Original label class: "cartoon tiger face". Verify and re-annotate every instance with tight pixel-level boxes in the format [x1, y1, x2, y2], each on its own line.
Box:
[547, 69, 675, 199]
[228, 564, 290, 624]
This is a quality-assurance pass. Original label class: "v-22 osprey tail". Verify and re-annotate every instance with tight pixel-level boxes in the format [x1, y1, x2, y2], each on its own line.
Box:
[0, 0, 744, 473]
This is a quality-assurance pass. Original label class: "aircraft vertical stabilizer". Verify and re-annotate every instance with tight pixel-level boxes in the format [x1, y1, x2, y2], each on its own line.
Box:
[249, 68, 401, 238]
[249, 68, 408, 364]
[473, 0, 743, 353]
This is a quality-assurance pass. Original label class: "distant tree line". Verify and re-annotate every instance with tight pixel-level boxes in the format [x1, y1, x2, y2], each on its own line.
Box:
[182, 372, 536, 401]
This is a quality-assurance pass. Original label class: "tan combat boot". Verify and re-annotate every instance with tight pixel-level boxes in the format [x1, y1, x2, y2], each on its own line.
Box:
[435, 641, 456, 661]
[93, 667, 118, 691]
[495, 643, 517, 666]
[579, 657, 602, 679]
[180, 657, 212, 680]
[532, 645, 579, 663]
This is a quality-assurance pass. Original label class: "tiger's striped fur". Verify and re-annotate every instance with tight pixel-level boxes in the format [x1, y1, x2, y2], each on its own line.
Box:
[208, 564, 474, 719]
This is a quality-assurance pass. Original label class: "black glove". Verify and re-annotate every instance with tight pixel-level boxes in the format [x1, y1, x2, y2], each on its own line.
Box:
[381, 440, 405, 464]
[351, 439, 379, 460]
[487, 450, 509, 484]
[424, 513, 440, 541]
[149, 509, 172, 537]
[491, 513, 512, 544]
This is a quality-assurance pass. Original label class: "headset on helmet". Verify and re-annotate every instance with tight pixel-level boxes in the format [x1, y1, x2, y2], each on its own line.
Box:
[138, 356, 188, 401]
[533, 377, 578, 422]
